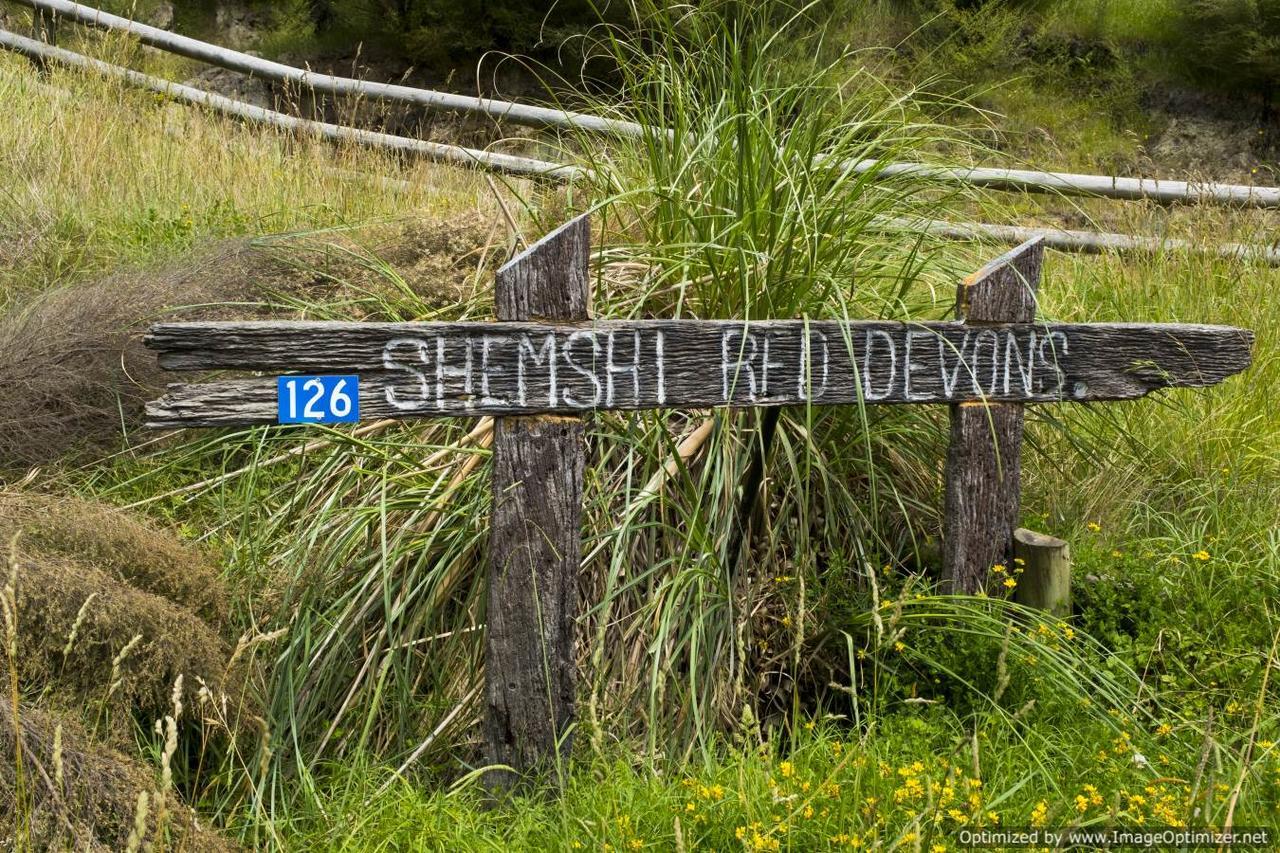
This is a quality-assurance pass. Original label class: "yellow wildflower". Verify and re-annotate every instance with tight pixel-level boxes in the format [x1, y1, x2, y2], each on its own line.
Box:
[1002, 577, 1017, 589]
[1192, 550, 1210, 561]
[779, 761, 794, 779]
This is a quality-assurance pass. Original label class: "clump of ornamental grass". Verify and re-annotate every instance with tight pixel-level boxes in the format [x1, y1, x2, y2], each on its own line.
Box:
[549, 0, 987, 754]
[0, 491, 238, 747]
[0, 242, 263, 471]
[12, 548, 229, 745]
[0, 212, 501, 474]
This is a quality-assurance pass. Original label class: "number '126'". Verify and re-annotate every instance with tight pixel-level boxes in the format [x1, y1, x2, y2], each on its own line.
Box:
[277, 375, 360, 424]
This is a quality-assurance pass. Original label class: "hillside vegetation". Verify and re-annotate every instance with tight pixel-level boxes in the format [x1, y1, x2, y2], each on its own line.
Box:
[0, 1, 1277, 850]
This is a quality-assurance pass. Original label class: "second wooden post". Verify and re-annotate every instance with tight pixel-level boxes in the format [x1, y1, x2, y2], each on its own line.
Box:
[943, 237, 1044, 593]
[484, 214, 591, 790]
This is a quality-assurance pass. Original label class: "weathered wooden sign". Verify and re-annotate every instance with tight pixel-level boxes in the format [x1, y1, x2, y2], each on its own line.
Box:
[143, 214, 1254, 792]
[143, 319, 1250, 426]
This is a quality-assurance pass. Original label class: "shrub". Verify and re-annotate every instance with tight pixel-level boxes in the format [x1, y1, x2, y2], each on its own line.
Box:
[1166, 0, 1280, 104]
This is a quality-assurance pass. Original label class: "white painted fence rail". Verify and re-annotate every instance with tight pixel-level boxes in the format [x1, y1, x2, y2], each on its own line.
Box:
[3, 26, 1276, 265]
[15, 0, 1280, 208]
[0, 29, 586, 181]
[9, 0, 646, 138]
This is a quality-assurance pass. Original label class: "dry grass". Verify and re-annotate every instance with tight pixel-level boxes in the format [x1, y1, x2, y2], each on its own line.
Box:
[0, 491, 231, 740]
[0, 702, 237, 851]
[0, 244, 257, 471]
[13, 550, 228, 738]
[0, 45, 499, 297]
[0, 492, 225, 623]
[0, 213, 502, 472]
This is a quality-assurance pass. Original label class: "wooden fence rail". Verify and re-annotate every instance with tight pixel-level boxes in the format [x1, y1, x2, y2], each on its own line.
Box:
[9, 0, 645, 138]
[13, 0, 1280, 208]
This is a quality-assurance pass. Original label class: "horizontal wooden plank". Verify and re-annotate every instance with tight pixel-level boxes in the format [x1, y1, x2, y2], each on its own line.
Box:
[143, 319, 1253, 427]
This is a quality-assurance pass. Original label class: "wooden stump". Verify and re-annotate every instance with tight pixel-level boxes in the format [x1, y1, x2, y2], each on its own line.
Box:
[943, 238, 1044, 593]
[1013, 528, 1071, 617]
[483, 214, 591, 791]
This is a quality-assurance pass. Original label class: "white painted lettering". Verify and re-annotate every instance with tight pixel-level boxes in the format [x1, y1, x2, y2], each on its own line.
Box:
[606, 330, 642, 406]
[904, 330, 933, 401]
[516, 332, 557, 406]
[382, 337, 430, 410]
[562, 331, 602, 408]
[862, 329, 896, 400]
[435, 335, 474, 410]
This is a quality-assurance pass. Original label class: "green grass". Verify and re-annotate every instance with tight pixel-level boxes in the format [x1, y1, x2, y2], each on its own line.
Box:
[1, 0, 1279, 849]
[0, 38, 499, 308]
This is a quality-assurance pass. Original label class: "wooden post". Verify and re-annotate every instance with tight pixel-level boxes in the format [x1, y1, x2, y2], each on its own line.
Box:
[1013, 528, 1071, 617]
[942, 238, 1044, 593]
[29, 6, 56, 75]
[32, 8, 56, 44]
[483, 214, 591, 791]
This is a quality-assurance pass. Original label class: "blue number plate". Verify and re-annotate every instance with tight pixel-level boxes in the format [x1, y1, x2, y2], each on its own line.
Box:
[277, 375, 360, 424]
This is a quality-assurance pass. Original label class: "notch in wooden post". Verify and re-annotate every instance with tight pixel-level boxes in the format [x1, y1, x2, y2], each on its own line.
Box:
[942, 237, 1044, 593]
[483, 214, 591, 792]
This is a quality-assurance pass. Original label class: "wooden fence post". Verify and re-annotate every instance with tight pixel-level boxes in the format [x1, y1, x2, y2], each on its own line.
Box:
[942, 238, 1044, 593]
[483, 214, 591, 791]
[29, 6, 56, 74]
[1013, 527, 1071, 616]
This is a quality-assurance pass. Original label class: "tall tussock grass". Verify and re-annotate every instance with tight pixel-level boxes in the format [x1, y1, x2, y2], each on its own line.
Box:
[0, 242, 266, 471]
[80, 3, 1170, 835]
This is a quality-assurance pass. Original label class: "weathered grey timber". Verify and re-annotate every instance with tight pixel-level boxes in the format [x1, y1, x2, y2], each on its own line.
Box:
[844, 159, 1280, 208]
[137, 214, 1258, 796]
[942, 239, 1042, 593]
[1013, 528, 1072, 617]
[144, 318, 1254, 427]
[483, 215, 589, 791]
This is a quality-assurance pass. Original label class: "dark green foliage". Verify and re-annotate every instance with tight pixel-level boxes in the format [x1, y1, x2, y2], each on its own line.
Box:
[1167, 0, 1280, 103]
[296, 0, 620, 67]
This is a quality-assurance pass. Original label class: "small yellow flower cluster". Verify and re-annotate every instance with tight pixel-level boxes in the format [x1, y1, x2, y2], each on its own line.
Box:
[829, 833, 863, 848]
[735, 821, 781, 852]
